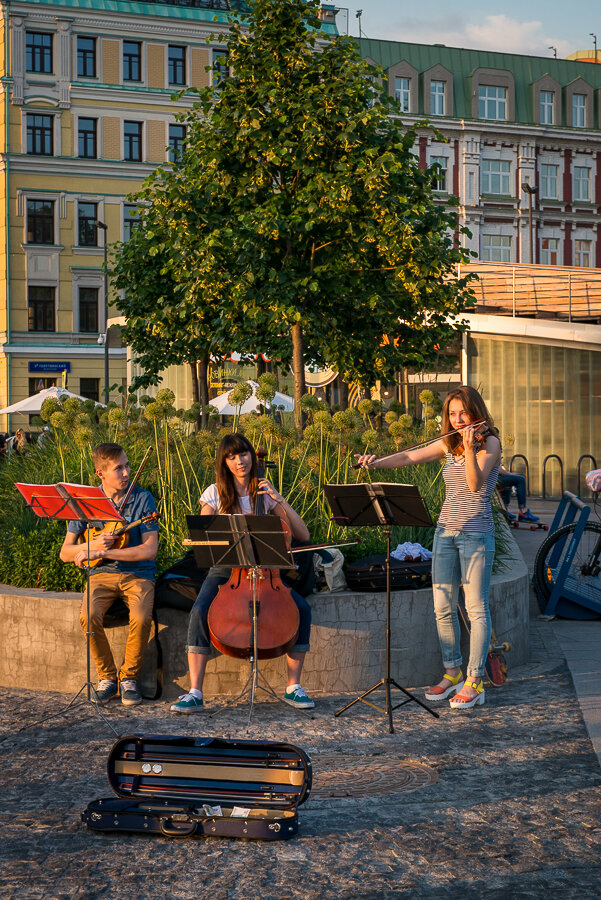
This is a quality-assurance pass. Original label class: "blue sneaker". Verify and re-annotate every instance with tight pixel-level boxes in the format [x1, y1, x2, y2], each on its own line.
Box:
[170, 693, 204, 714]
[283, 686, 315, 709]
[505, 509, 516, 521]
[92, 679, 118, 705]
[519, 509, 539, 523]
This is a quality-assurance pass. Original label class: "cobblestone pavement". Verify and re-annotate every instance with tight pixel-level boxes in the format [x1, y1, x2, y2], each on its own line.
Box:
[2, 591, 601, 900]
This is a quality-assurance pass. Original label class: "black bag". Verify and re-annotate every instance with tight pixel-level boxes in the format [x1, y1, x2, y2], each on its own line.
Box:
[346, 554, 432, 592]
[154, 550, 208, 612]
[82, 734, 311, 841]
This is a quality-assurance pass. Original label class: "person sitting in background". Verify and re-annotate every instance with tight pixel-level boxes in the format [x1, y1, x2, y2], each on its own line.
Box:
[7, 428, 27, 455]
[497, 465, 538, 522]
[0, 434, 7, 460]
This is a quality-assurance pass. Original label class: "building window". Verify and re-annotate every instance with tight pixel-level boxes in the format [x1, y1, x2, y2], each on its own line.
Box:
[478, 85, 507, 120]
[573, 166, 591, 202]
[212, 49, 229, 86]
[574, 239, 592, 266]
[430, 156, 448, 192]
[540, 164, 558, 200]
[29, 376, 57, 394]
[124, 121, 142, 162]
[395, 77, 410, 112]
[80, 377, 100, 401]
[540, 90, 554, 125]
[26, 32, 53, 74]
[78, 202, 98, 246]
[481, 234, 512, 262]
[572, 94, 586, 128]
[481, 159, 511, 195]
[123, 204, 139, 241]
[540, 237, 559, 265]
[168, 45, 186, 86]
[430, 80, 445, 116]
[168, 124, 186, 162]
[123, 41, 141, 82]
[27, 199, 55, 244]
[78, 117, 97, 158]
[79, 287, 99, 333]
[28, 286, 55, 332]
[77, 37, 96, 78]
[26, 114, 53, 156]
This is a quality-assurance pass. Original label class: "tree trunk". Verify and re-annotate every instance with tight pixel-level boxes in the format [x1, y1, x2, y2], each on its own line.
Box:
[338, 377, 349, 410]
[197, 354, 209, 429]
[189, 361, 201, 431]
[256, 355, 266, 378]
[291, 322, 306, 432]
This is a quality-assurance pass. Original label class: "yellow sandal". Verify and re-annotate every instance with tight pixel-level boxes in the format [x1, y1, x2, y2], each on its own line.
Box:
[424, 671, 464, 702]
[449, 678, 485, 709]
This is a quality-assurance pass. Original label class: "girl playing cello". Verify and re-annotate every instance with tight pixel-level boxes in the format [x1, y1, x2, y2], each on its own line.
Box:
[171, 433, 315, 714]
[357, 385, 501, 710]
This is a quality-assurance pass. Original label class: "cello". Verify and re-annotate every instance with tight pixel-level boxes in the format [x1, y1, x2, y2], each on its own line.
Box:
[207, 448, 300, 660]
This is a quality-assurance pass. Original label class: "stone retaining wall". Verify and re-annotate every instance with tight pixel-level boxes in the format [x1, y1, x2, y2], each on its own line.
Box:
[0, 540, 529, 699]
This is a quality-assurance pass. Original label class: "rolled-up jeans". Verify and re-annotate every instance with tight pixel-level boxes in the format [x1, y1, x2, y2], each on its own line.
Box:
[187, 567, 311, 655]
[431, 527, 495, 679]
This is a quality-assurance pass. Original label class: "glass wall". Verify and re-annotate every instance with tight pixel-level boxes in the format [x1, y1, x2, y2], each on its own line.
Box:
[468, 335, 601, 497]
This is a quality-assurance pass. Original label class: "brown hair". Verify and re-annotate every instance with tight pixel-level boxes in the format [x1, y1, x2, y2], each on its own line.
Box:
[441, 386, 499, 453]
[92, 442, 126, 472]
[215, 434, 259, 514]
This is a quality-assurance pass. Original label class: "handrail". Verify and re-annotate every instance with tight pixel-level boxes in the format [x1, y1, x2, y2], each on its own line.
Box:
[508, 454, 530, 495]
[577, 454, 598, 498]
[542, 454, 564, 500]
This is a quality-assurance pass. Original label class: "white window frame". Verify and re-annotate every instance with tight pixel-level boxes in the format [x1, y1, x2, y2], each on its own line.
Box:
[395, 76, 410, 112]
[540, 163, 559, 200]
[478, 85, 507, 120]
[430, 155, 448, 192]
[540, 237, 559, 265]
[574, 239, 592, 266]
[430, 80, 445, 116]
[572, 93, 586, 128]
[573, 166, 591, 202]
[540, 90, 554, 125]
[481, 234, 512, 262]
[481, 158, 511, 196]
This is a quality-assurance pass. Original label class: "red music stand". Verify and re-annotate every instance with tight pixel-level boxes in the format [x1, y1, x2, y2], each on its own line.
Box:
[15, 481, 125, 736]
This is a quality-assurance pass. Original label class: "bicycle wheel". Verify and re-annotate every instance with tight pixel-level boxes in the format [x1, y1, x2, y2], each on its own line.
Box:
[534, 521, 601, 619]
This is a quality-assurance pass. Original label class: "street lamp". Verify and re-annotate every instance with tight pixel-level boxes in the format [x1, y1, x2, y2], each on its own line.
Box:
[96, 220, 109, 403]
[521, 183, 538, 264]
[355, 9, 363, 39]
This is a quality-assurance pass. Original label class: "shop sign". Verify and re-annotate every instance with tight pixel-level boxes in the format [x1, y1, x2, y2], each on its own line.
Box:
[29, 362, 71, 373]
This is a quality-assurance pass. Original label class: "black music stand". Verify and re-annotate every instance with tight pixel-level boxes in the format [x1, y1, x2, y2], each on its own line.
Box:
[15, 481, 125, 737]
[185, 514, 295, 725]
[324, 482, 439, 733]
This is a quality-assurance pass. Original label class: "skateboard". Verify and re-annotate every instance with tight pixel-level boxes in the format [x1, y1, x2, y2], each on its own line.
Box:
[457, 588, 510, 686]
[510, 520, 549, 532]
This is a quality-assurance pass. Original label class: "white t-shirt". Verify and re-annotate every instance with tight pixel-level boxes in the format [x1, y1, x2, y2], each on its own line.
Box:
[200, 482, 278, 515]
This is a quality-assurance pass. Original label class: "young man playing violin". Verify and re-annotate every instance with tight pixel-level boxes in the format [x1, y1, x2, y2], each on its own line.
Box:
[60, 442, 159, 707]
[171, 433, 315, 714]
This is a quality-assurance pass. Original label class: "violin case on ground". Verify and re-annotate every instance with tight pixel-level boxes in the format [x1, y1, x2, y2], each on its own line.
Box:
[82, 734, 312, 841]
[345, 554, 432, 592]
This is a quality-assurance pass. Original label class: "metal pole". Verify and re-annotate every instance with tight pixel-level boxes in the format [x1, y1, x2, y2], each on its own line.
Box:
[528, 193, 533, 264]
[97, 221, 109, 402]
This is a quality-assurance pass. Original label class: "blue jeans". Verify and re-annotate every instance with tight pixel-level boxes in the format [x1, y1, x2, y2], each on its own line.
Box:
[431, 527, 495, 679]
[497, 472, 526, 509]
[187, 567, 311, 654]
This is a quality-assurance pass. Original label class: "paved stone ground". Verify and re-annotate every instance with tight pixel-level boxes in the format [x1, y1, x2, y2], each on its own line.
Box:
[3, 500, 601, 899]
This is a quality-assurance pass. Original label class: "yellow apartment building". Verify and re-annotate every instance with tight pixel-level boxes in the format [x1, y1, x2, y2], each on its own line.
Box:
[0, 0, 253, 430]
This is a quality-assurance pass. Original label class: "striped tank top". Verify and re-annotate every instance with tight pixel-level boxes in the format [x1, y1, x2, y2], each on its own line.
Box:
[437, 452, 499, 533]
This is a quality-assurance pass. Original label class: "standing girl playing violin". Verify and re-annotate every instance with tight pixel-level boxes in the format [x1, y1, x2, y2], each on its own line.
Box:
[357, 385, 501, 710]
[171, 433, 315, 714]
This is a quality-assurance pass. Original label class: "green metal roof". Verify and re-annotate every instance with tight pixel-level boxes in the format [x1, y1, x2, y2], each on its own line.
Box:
[358, 37, 601, 126]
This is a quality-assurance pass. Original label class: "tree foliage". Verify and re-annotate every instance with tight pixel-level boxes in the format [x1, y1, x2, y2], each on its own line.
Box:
[112, 0, 475, 428]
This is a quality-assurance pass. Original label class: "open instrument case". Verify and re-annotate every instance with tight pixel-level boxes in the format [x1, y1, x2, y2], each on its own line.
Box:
[82, 734, 312, 841]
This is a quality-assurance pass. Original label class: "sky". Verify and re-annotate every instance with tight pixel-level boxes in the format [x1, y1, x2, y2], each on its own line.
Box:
[337, 1, 600, 59]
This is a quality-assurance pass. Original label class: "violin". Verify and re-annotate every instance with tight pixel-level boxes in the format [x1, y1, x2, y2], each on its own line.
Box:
[79, 512, 160, 567]
[452, 422, 494, 457]
[352, 420, 488, 469]
[207, 448, 300, 660]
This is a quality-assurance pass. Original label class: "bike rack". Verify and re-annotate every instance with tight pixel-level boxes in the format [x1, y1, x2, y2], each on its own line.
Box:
[537, 491, 599, 618]
[577, 454, 598, 498]
[542, 454, 564, 500]
[508, 454, 530, 495]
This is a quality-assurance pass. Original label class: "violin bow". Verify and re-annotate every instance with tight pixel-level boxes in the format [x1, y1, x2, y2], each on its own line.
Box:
[351, 420, 486, 470]
[116, 447, 153, 513]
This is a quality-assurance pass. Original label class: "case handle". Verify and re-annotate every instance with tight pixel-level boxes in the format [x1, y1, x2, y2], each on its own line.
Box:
[160, 818, 197, 837]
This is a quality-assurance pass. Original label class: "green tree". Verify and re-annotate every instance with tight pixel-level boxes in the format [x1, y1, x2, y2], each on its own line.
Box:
[112, 0, 475, 430]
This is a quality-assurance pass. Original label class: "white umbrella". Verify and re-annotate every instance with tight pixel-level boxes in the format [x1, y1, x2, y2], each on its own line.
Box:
[0, 386, 104, 416]
[208, 380, 294, 416]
